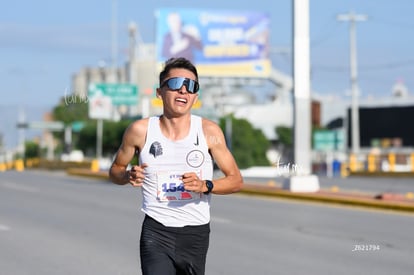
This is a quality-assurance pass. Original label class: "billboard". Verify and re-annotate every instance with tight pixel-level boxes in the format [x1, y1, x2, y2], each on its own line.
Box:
[156, 8, 271, 77]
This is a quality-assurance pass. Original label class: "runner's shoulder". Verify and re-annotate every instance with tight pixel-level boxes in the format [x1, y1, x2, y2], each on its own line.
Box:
[201, 117, 221, 134]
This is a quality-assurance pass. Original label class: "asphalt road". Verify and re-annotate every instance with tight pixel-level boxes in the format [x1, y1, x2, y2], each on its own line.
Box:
[1, 170, 413, 275]
[244, 175, 414, 196]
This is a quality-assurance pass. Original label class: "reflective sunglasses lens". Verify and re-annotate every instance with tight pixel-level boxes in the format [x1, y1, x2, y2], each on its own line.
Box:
[167, 78, 185, 90]
[164, 78, 199, 93]
[186, 79, 198, 93]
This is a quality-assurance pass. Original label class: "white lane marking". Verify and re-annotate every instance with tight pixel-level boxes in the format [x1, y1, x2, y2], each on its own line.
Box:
[1, 182, 39, 193]
[0, 224, 11, 231]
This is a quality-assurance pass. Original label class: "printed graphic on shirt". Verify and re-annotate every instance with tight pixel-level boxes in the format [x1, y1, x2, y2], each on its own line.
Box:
[156, 171, 202, 202]
[186, 150, 205, 168]
[149, 141, 163, 158]
[194, 134, 199, 146]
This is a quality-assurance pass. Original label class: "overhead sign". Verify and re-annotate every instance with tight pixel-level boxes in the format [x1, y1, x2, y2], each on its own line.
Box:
[156, 8, 271, 77]
[88, 83, 138, 120]
[17, 121, 64, 131]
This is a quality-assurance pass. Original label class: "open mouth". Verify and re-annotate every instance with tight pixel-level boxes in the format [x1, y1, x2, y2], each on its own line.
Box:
[175, 97, 188, 104]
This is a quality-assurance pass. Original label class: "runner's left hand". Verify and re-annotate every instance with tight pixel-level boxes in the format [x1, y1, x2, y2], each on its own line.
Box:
[182, 172, 204, 193]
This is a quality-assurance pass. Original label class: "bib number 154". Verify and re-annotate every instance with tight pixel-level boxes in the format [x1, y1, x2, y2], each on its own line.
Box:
[161, 182, 186, 192]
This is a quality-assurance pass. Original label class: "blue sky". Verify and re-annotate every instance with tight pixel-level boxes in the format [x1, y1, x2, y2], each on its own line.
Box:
[1, 0, 414, 149]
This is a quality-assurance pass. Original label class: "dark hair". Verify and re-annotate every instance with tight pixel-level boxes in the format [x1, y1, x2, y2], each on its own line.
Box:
[159, 57, 199, 85]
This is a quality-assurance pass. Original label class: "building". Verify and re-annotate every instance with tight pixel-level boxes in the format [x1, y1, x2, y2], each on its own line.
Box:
[70, 21, 320, 142]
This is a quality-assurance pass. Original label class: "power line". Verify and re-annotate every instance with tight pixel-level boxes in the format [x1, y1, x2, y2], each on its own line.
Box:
[311, 19, 344, 48]
[370, 16, 414, 31]
[360, 60, 414, 71]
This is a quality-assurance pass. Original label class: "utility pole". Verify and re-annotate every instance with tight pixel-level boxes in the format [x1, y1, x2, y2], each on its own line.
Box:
[337, 12, 367, 155]
[18, 107, 26, 159]
[111, 0, 118, 76]
[96, 0, 118, 160]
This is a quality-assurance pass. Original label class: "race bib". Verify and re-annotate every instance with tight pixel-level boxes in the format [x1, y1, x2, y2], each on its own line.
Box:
[156, 171, 201, 202]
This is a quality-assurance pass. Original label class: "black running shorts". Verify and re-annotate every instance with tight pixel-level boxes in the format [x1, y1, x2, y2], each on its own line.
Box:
[140, 215, 210, 275]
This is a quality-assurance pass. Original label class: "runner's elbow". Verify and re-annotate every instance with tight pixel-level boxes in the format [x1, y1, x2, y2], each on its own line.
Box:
[232, 175, 244, 193]
[109, 165, 128, 185]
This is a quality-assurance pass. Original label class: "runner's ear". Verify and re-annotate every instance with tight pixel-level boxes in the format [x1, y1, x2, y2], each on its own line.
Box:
[156, 88, 162, 98]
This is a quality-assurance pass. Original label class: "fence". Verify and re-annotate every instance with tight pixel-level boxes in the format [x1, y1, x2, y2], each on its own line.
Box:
[313, 151, 414, 177]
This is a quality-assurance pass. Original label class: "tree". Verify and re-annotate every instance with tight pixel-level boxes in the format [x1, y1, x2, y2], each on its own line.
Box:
[25, 141, 40, 159]
[275, 126, 293, 164]
[276, 126, 292, 147]
[52, 96, 89, 124]
[219, 115, 270, 169]
[50, 94, 141, 159]
[50, 96, 90, 153]
[77, 119, 133, 158]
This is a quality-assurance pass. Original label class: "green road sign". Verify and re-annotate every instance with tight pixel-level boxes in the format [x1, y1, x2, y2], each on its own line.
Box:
[88, 83, 138, 105]
[88, 83, 139, 119]
[71, 121, 85, 132]
[313, 129, 345, 151]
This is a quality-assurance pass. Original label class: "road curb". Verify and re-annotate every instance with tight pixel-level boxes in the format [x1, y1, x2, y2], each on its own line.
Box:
[241, 184, 414, 213]
[66, 168, 108, 179]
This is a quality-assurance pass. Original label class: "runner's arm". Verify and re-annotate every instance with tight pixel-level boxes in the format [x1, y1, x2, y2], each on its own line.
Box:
[109, 120, 146, 185]
[203, 119, 243, 194]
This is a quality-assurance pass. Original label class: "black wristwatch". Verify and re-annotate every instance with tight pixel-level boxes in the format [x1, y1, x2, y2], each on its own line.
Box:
[204, 180, 214, 195]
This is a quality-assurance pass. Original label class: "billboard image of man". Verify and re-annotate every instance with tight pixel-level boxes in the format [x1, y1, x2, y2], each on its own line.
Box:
[161, 12, 203, 62]
[157, 9, 271, 77]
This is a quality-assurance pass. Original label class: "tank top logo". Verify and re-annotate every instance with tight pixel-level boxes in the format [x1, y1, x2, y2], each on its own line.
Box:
[186, 150, 205, 168]
[149, 141, 163, 158]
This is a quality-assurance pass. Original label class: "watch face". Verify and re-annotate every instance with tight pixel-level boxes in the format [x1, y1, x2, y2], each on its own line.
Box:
[206, 180, 213, 191]
[204, 180, 213, 194]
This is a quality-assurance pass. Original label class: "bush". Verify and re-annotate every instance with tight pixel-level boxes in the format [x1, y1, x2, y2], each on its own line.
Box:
[219, 115, 270, 169]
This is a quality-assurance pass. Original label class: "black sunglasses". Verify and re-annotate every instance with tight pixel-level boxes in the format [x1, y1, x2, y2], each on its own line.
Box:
[161, 77, 200, 94]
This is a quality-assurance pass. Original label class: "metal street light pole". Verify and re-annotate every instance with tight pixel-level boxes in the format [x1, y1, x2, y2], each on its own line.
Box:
[337, 12, 367, 155]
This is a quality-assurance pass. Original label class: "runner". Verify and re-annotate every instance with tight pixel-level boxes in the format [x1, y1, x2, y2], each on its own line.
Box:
[109, 57, 243, 275]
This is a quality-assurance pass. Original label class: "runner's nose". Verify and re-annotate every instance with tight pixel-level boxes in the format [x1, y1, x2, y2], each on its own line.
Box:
[178, 85, 188, 94]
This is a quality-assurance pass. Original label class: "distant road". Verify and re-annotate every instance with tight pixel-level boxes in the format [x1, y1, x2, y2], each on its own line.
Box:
[243, 174, 414, 195]
[1, 170, 413, 275]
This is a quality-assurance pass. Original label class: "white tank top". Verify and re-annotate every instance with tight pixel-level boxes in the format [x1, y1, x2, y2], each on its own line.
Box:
[139, 115, 213, 227]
